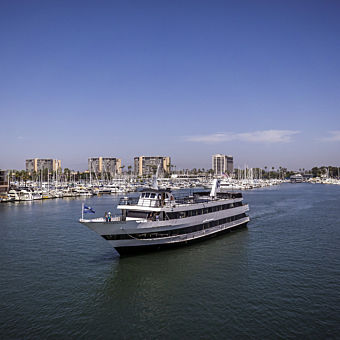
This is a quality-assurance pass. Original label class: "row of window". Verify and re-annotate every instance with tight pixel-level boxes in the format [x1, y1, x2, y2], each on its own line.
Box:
[102, 213, 247, 241]
[166, 201, 243, 220]
[141, 192, 158, 198]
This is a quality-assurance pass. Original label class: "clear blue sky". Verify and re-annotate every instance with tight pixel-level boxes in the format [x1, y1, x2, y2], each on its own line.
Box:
[1, 0, 339, 171]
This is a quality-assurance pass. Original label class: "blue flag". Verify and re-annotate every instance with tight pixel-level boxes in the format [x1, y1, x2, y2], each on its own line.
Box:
[84, 205, 95, 214]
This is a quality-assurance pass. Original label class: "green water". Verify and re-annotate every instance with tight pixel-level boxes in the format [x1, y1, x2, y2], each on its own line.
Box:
[1, 183, 339, 339]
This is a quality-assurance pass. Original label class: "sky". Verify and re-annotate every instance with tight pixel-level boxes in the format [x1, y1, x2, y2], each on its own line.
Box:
[0, 0, 339, 171]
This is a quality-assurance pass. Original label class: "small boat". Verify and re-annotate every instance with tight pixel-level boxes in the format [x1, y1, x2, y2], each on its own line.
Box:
[8, 190, 20, 201]
[19, 190, 33, 201]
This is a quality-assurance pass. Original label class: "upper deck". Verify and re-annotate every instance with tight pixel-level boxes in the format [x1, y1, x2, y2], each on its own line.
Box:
[118, 190, 243, 211]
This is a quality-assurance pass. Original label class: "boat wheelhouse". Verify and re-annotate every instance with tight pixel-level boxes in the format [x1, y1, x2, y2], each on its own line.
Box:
[290, 173, 303, 183]
[79, 180, 250, 256]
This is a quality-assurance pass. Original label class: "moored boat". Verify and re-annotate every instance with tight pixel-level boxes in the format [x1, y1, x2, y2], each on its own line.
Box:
[19, 190, 33, 201]
[8, 190, 20, 201]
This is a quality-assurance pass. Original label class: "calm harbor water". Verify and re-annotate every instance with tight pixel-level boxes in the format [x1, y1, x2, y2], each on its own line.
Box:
[1, 183, 340, 339]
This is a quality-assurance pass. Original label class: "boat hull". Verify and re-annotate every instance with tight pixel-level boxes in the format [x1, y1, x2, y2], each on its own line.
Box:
[114, 221, 248, 256]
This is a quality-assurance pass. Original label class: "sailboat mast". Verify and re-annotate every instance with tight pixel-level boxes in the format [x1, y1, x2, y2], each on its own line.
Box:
[89, 158, 92, 186]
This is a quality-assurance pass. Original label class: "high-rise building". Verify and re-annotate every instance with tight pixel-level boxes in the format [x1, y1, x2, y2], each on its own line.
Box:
[226, 156, 234, 174]
[212, 154, 233, 175]
[0, 170, 9, 196]
[134, 156, 171, 176]
[88, 157, 122, 175]
[25, 159, 61, 173]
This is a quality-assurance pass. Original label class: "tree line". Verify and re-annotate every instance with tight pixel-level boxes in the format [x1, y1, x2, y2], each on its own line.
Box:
[4, 165, 340, 183]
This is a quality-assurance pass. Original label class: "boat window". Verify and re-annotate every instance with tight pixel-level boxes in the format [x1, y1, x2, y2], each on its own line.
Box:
[179, 211, 186, 218]
[150, 193, 156, 198]
[126, 211, 149, 219]
[168, 212, 180, 219]
[145, 193, 150, 198]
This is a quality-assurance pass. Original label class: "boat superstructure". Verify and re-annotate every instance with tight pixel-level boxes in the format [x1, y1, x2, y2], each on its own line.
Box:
[79, 180, 250, 256]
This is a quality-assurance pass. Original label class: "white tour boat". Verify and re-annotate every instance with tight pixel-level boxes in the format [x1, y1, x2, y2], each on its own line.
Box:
[79, 179, 250, 256]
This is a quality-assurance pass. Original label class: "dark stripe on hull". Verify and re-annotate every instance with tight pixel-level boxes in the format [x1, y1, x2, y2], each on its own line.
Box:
[103, 213, 248, 240]
[115, 222, 248, 256]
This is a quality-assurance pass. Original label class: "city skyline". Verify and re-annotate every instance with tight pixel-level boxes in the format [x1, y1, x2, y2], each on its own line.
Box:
[1, 1, 339, 170]
[6, 151, 340, 173]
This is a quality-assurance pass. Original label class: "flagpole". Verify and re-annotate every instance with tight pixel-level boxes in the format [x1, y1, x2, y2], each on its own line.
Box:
[81, 203, 84, 220]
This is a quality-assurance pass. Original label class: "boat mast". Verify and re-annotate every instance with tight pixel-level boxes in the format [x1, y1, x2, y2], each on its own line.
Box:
[152, 163, 161, 190]
[210, 179, 220, 198]
[89, 158, 92, 186]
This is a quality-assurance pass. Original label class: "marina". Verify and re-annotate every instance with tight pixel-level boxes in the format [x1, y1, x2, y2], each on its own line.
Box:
[1, 1, 339, 338]
[2, 174, 340, 204]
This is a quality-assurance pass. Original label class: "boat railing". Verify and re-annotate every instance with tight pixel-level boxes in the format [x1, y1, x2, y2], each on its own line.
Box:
[193, 191, 242, 199]
[174, 197, 203, 205]
[119, 191, 242, 207]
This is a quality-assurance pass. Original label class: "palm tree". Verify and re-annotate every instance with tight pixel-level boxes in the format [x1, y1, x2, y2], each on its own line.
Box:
[21, 171, 29, 186]
[64, 168, 71, 182]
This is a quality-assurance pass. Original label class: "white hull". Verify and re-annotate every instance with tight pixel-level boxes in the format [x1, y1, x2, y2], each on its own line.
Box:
[106, 216, 249, 248]
[81, 202, 249, 254]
